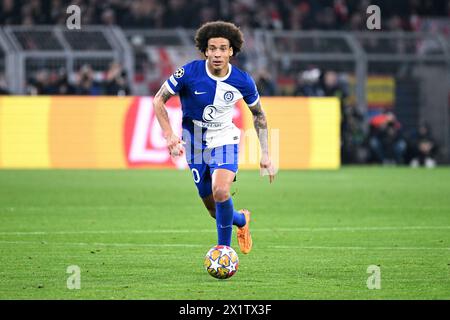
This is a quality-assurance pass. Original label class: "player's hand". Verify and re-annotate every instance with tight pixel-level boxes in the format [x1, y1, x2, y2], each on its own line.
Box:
[165, 133, 185, 158]
[260, 154, 275, 184]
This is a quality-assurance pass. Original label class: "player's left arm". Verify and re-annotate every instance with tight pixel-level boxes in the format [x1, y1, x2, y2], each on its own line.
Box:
[249, 101, 275, 183]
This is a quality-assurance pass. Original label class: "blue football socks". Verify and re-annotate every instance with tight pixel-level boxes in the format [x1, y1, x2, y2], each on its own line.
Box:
[233, 209, 246, 228]
[215, 198, 233, 246]
[215, 198, 245, 246]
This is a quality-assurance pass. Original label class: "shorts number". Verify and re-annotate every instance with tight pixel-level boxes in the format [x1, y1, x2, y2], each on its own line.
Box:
[191, 168, 200, 183]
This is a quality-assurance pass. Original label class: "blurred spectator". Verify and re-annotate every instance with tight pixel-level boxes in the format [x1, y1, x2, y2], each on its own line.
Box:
[100, 8, 116, 26]
[163, 0, 198, 28]
[294, 67, 368, 164]
[408, 122, 439, 168]
[104, 62, 130, 96]
[74, 64, 103, 95]
[49, 0, 66, 25]
[294, 68, 323, 97]
[319, 70, 364, 164]
[255, 69, 277, 96]
[341, 105, 366, 163]
[122, 0, 164, 28]
[55, 69, 76, 95]
[199, 6, 217, 26]
[295, 68, 350, 98]
[0, 0, 20, 25]
[24, 63, 131, 96]
[26, 70, 55, 95]
[0, 0, 447, 30]
[321, 70, 344, 97]
[368, 111, 407, 165]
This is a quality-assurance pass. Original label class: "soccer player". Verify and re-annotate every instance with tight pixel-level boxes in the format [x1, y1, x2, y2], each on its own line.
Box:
[153, 21, 275, 254]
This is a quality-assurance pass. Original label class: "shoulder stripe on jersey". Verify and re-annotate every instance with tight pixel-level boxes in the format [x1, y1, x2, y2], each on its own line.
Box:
[164, 81, 175, 95]
[169, 75, 178, 87]
[247, 96, 260, 107]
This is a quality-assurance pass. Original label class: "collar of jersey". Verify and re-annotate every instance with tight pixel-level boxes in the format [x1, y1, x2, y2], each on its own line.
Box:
[204, 60, 232, 82]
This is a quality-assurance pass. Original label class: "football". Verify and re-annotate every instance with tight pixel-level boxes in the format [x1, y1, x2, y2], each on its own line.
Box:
[204, 245, 239, 279]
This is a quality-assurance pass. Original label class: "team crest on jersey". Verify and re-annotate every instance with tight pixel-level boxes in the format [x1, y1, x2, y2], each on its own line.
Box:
[224, 91, 234, 102]
[202, 105, 217, 122]
[174, 67, 185, 78]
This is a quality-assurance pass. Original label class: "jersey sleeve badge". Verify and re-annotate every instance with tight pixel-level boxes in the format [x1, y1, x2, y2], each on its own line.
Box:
[174, 67, 185, 78]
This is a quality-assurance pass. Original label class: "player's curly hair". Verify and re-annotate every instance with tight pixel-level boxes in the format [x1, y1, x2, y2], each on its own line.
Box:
[195, 21, 244, 56]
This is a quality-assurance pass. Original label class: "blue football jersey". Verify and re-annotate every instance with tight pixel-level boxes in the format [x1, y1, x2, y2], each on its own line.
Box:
[164, 60, 260, 149]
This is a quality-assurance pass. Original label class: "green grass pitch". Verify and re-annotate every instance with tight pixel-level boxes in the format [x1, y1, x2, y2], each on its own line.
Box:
[0, 167, 449, 299]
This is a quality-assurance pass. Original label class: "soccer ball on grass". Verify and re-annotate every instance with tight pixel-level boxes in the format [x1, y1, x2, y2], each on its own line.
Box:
[204, 245, 239, 279]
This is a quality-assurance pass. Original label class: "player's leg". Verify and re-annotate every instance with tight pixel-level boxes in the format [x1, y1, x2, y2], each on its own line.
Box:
[209, 144, 250, 252]
[189, 156, 244, 227]
[211, 168, 237, 246]
[201, 194, 246, 228]
[211, 168, 252, 253]
[188, 161, 244, 226]
[189, 162, 214, 201]
[202, 194, 216, 218]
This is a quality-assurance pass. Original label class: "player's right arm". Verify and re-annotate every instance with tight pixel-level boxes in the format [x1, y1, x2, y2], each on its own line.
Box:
[153, 84, 183, 157]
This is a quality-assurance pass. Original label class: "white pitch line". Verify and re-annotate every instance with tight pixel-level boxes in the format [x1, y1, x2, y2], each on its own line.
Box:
[0, 226, 449, 236]
[269, 245, 450, 251]
[0, 240, 203, 248]
[0, 240, 447, 251]
[0, 230, 197, 235]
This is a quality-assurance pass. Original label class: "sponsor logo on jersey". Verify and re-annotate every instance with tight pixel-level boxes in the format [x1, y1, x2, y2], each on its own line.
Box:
[193, 120, 222, 128]
[202, 105, 217, 122]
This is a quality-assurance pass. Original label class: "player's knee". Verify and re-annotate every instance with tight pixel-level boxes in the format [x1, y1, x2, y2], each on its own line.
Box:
[212, 186, 230, 202]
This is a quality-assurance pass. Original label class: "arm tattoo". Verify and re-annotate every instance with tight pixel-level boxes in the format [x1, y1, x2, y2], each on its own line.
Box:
[153, 84, 175, 137]
[155, 85, 174, 104]
[249, 102, 269, 155]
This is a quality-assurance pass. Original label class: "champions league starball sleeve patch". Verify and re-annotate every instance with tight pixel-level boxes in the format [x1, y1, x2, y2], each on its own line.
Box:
[165, 65, 189, 94]
[174, 67, 185, 78]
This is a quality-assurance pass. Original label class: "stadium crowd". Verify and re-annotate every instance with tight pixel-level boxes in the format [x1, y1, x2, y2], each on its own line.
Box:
[0, 0, 445, 166]
[0, 0, 448, 31]
[23, 63, 131, 96]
